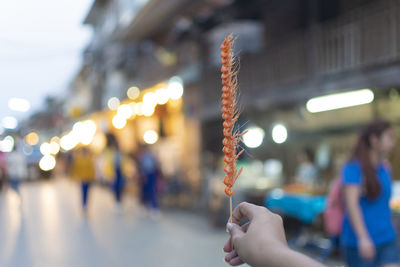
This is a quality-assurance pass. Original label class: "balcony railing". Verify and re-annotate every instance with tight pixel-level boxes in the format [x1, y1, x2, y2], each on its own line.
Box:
[234, 0, 400, 87]
[314, 0, 400, 75]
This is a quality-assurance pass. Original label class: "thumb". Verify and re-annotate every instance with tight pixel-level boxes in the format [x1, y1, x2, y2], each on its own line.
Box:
[227, 222, 245, 242]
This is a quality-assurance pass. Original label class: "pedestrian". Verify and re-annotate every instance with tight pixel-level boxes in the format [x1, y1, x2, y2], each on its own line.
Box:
[105, 133, 125, 213]
[6, 141, 27, 204]
[224, 202, 324, 267]
[138, 145, 162, 219]
[71, 147, 96, 214]
[294, 147, 319, 186]
[341, 119, 400, 267]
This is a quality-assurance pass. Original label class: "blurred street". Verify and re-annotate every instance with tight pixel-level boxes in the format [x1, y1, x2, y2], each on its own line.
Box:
[0, 178, 229, 267]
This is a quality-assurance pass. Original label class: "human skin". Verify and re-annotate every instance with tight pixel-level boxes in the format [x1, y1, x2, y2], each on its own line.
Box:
[223, 202, 324, 267]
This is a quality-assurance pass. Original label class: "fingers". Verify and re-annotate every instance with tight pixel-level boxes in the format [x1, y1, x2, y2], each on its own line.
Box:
[227, 222, 245, 243]
[359, 243, 376, 260]
[231, 202, 256, 224]
[225, 251, 244, 266]
[224, 222, 249, 253]
[223, 238, 233, 253]
[224, 250, 238, 261]
[229, 256, 244, 266]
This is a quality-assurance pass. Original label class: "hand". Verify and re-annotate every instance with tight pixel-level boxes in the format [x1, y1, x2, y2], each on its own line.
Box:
[223, 222, 248, 266]
[223, 202, 288, 267]
[358, 236, 375, 260]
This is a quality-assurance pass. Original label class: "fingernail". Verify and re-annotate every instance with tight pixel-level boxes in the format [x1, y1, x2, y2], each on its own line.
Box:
[227, 222, 233, 232]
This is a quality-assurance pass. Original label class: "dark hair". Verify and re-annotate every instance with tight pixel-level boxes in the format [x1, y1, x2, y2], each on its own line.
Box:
[106, 133, 119, 150]
[351, 119, 392, 200]
[302, 147, 314, 162]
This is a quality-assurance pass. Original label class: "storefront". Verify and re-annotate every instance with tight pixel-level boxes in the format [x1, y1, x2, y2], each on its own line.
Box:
[205, 86, 400, 225]
[35, 76, 201, 207]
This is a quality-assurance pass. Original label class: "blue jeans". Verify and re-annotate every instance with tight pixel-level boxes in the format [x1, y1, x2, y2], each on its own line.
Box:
[341, 240, 400, 267]
[81, 182, 91, 208]
[9, 179, 20, 193]
[142, 173, 158, 209]
[112, 168, 124, 203]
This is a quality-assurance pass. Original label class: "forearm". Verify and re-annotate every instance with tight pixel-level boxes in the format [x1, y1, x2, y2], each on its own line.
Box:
[253, 247, 324, 267]
[344, 186, 370, 240]
[347, 200, 369, 239]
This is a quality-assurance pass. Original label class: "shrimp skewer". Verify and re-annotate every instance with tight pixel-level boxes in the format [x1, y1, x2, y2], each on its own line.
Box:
[220, 34, 246, 223]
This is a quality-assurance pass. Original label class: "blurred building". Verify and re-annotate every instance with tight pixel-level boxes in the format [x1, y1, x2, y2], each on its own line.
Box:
[70, 0, 400, 200]
[67, 0, 206, 205]
[195, 0, 400, 180]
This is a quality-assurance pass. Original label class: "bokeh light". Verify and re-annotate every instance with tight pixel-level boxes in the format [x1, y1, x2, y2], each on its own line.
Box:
[60, 133, 79, 151]
[156, 88, 169, 104]
[272, 124, 288, 144]
[129, 102, 137, 118]
[50, 141, 60, 155]
[40, 142, 51, 155]
[39, 155, 56, 171]
[117, 104, 133, 119]
[8, 97, 30, 112]
[127, 86, 140, 100]
[112, 115, 127, 129]
[107, 97, 120, 110]
[167, 76, 184, 100]
[134, 102, 143, 116]
[51, 136, 60, 144]
[0, 136, 14, 152]
[143, 92, 157, 107]
[243, 127, 265, 148]
[143, 130, 159, 144]
[142, 105, 155, 117]
[25, 132, 39, 146]
[2, 116, 18, 129]
[80, 120, 97, 145]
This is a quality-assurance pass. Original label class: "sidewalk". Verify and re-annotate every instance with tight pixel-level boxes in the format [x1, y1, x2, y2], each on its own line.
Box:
[0, 178, 232, 267]
[0, 178, 343, 267]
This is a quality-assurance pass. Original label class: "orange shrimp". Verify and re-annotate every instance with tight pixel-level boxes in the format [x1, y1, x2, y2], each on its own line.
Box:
[220, 34, 246, 200]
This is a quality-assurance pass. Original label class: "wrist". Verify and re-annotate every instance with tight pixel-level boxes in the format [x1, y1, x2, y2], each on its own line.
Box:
[251, 245, 292, 267]
[256, 247, 324, 267]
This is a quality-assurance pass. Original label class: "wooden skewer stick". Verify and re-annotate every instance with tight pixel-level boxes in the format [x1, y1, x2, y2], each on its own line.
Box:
[230, 195, 233, 223]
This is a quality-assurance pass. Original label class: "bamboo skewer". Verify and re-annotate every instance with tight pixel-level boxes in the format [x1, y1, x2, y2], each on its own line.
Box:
[230, 196, 233, 223]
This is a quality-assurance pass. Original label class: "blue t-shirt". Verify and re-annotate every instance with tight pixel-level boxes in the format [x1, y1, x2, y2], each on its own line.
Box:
[341, 160, 396, 247]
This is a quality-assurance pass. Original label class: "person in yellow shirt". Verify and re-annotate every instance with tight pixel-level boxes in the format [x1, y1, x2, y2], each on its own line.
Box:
[71, 147, 96, 213]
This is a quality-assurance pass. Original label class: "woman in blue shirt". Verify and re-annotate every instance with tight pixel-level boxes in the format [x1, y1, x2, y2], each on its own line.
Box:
[341, 120, 399, 267]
